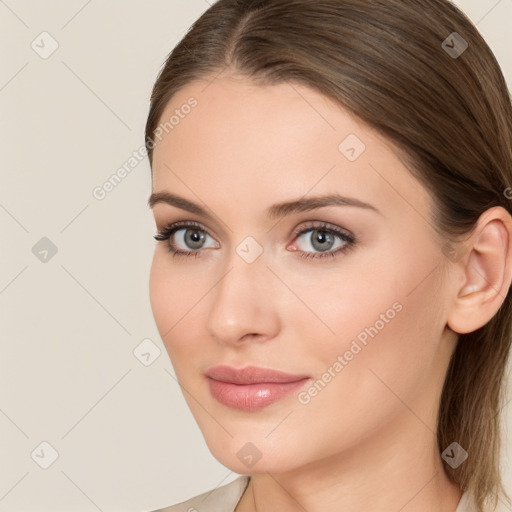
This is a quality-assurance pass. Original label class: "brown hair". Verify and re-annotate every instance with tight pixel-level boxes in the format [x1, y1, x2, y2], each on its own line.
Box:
[145, 1, 512, 510]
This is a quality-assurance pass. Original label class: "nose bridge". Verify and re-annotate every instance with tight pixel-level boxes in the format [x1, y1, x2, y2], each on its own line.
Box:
[206, 241, 278, 344]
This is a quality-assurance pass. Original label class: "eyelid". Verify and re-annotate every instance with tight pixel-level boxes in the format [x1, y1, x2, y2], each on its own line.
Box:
[156, 219, 353, 244]
[290, 220, 354, 240]
[154, 211, 224, 235]
[156, 220, 215, 239]
[157, 220, 219, 246]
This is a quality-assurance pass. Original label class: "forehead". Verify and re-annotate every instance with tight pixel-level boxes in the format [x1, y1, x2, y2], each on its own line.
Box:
[154, 74, 357, 158]
[151, 74, 432, 223]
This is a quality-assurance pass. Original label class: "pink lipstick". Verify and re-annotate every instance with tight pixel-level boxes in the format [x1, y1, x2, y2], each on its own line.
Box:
[205, 365, 311, 411]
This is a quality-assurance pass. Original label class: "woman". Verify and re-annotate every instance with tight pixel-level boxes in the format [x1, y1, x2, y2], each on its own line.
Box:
[144, 1, 512, 511]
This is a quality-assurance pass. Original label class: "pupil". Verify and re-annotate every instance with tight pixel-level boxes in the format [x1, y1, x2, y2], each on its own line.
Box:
[186, 229, 204, 249]
[312, 230, 333, 251]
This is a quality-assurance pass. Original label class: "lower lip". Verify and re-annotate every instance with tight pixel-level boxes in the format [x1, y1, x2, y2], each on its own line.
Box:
[207, 377, 310, 411]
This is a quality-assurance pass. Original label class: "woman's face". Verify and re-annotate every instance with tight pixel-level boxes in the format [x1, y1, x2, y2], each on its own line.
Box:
[148, 73, 459, 474]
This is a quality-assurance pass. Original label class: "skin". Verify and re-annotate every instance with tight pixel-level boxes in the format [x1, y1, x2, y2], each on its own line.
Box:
[148, 71, 512, 512]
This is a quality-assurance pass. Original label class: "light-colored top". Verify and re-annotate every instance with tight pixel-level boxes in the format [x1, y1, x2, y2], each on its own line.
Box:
[149, 475, 509, 512]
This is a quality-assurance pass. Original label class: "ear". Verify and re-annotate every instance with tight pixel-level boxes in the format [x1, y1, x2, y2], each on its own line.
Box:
[446, 206, 512, 334]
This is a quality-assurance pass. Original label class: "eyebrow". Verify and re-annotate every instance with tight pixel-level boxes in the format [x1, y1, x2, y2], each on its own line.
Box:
[147, 191, 381, 221]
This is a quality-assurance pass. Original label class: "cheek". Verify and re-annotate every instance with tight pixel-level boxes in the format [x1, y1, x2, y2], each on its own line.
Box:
[303, 241, 444, 361]
[149, 252, 201, 327]
[149, 254, 173, 333]
[149, 254, 191, 350]
[148, 252, 209, 368]
[295, 255, 444, 426]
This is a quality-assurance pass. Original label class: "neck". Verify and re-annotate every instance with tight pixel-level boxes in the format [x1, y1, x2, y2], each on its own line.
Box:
[236, 411, 462, 512]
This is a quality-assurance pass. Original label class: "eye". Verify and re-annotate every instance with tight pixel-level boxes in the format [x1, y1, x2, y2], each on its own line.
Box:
[290, 222, 356, 261]
[153, 221, 219, 258]
[153, 220, 356, 261]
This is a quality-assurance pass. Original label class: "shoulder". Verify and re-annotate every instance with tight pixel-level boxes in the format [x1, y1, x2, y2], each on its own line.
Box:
[149, 475, 250, 512]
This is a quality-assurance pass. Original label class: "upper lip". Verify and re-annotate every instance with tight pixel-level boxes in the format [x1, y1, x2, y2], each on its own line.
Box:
[205, 365, 310, 384]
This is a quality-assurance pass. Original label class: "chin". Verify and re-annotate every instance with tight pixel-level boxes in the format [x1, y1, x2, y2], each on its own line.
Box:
[202, 429, 305, 475]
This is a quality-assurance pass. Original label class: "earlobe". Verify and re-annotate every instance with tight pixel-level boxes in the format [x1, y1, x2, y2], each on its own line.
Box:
[446, 207, 512, 335]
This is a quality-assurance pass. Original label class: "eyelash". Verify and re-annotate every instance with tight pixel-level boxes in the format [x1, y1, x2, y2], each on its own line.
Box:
[153, 220, 356, 261]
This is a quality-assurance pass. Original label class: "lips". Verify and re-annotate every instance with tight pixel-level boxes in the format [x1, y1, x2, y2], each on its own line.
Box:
[205, 365, 311, 411]
[205, 365, 309, 384]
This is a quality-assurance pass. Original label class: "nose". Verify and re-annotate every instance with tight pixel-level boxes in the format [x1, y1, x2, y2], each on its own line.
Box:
[205, 249, 281, 347]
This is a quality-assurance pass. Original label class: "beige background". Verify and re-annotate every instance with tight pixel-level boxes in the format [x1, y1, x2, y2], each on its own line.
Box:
[0, 1, 511, 511]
